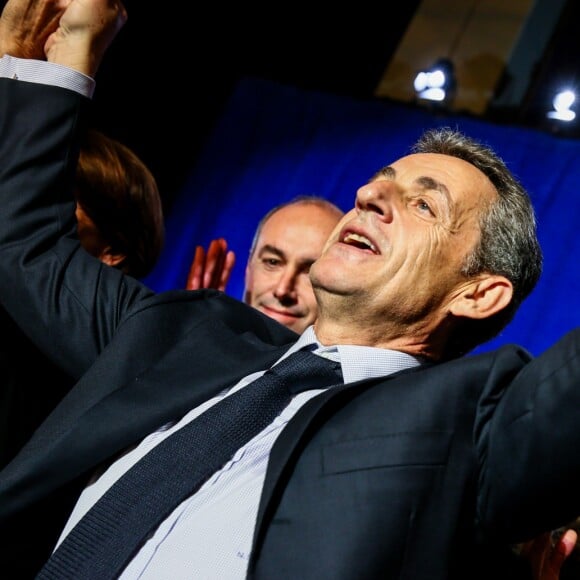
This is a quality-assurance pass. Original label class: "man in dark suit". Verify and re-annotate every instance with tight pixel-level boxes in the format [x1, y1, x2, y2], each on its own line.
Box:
[1, 1, 580, 579]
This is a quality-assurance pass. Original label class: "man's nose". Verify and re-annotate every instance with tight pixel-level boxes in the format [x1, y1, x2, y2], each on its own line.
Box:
[273, 269, 299, 302]
[355, 181, 396, 222]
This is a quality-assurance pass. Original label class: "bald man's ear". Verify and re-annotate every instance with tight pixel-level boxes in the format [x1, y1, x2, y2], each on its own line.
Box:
[98, 247, 126, 269]
[450, 275, 513, 320]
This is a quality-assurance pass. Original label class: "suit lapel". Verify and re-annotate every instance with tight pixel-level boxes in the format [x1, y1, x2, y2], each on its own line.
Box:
[249, 379, 361, 560]
[249, 365, 431, 563]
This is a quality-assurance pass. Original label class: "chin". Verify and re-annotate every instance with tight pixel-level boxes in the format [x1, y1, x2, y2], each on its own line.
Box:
[311, 264, 344, 292]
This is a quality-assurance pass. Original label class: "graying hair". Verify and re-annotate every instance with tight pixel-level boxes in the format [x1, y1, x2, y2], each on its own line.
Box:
[412, 127, 542, 358]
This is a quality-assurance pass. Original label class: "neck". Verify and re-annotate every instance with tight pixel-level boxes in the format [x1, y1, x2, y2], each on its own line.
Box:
[313, 315, 445, 361]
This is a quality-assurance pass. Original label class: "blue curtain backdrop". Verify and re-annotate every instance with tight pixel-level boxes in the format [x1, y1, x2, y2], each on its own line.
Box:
[144, 77, 580, 357]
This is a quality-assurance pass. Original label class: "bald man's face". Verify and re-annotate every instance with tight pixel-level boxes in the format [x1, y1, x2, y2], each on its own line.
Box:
[244, 203, 342, 334]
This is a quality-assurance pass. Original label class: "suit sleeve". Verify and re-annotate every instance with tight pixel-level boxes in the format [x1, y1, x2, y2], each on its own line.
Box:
[476, 328, 580, 543]
[0, 78, 153, 379]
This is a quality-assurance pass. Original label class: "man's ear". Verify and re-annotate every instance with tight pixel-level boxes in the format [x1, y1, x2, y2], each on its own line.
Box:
[450, 275, 513, 319]
[98, 247, 126, 269]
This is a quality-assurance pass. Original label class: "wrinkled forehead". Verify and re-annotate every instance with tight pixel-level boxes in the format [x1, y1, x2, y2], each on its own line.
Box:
[374, 152, 498, 206]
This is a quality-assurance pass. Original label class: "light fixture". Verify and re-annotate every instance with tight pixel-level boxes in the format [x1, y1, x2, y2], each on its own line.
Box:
[546, 89, 576, 122]
[413, 58, 456, 108]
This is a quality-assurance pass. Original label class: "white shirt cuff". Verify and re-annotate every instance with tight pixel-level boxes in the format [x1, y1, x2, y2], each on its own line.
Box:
[0, 55, 95, 98]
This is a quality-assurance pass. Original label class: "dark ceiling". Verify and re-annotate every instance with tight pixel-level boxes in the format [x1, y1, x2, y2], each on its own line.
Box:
[84, 1, 423, 211]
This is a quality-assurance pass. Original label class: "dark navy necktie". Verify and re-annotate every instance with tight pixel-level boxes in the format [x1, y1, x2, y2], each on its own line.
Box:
[37, 349, 342, 580]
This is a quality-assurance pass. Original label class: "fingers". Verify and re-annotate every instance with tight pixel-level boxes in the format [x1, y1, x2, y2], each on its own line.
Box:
[205, 238, 236, 291]
[218, 250, 236, 292]
[519, 532, 551, 579]
[533, 528, 578, 580]
[0, 0, 126, 74]
[185, 246, 206, 290]
[186, 239, 236, 292]
[44, 0, 127, 76]
[0, 0, 65, 59]
[553, 528, 577, 560]
[204, 239, 226, 289]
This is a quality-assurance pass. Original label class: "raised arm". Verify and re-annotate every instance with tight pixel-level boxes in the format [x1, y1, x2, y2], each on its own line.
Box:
[0, 0, 132, 377]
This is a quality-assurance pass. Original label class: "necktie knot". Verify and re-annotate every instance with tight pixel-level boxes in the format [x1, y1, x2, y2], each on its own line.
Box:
[271, 349, 343, 395]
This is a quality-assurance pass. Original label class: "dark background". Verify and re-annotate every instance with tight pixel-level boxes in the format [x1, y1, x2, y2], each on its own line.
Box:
[89, 1, 422, 213]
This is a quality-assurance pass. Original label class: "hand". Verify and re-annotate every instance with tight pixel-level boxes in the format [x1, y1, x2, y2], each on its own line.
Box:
[0, 0, 65, 59]
[519, 528, 578, 580]
[185, 238, 236, 292]
[0, 0, 127, 76]
[44, 0, 127, 77]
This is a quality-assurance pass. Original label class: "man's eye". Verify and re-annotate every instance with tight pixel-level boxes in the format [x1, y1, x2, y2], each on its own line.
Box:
[416, 199, 434, 215]
[262, 258, 281, 269]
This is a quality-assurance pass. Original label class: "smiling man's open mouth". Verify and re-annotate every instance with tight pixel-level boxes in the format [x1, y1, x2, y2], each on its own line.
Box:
[341, 230, 378, 253]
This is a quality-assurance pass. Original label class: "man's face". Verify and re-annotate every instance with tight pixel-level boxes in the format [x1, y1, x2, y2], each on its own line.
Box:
[244, 203, 342, 333]
[310, 153, 498, 342]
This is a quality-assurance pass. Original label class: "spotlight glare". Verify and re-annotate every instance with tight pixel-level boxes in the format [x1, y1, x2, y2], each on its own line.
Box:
[546, 89, 577, 122]
[428, 69, 446, 89]
[418, 88, 446, 102]
[413, 72, 428, 92]
[413, 58, 456, 107]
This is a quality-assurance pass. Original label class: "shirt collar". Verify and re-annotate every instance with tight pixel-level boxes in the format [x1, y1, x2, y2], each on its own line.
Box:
[287, 326, 427, 384]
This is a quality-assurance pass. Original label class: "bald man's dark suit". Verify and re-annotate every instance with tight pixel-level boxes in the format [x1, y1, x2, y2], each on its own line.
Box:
[1, 78, 580, 580]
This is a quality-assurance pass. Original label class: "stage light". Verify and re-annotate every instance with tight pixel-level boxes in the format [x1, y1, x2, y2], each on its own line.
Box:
[546, 89, 576, 122]
[413, 58, 456, 107]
